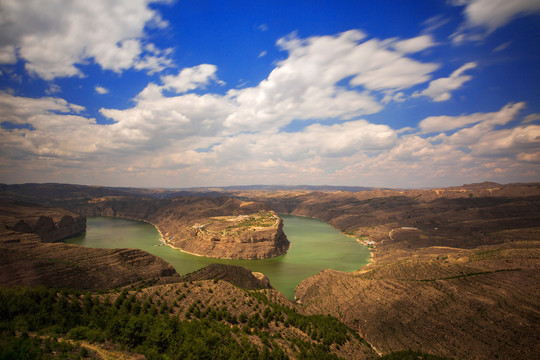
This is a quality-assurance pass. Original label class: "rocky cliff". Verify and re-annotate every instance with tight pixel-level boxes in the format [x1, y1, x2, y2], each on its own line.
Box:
[76, 197, 290, 260]
[168, 211, 290, 259]
[0, 200, 179, 290]
[1, 200, 86, 242]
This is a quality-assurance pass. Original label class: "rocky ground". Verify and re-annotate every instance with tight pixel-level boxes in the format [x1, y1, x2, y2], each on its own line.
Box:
[179, 263, 273, 290]
[1, 182, 539, 359]
[0, 200, 179, 290]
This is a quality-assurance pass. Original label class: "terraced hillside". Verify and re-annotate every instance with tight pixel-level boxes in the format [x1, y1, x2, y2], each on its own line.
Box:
[296, 241, 540, 360]
[0, 271, 380, 360]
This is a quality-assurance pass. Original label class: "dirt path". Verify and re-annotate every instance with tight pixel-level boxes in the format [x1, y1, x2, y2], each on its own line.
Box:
[29, 333, 141, 360]
[78, 341, 141, 360]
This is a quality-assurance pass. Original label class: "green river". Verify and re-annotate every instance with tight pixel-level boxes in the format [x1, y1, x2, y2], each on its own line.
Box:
[67, 215, 370, 299]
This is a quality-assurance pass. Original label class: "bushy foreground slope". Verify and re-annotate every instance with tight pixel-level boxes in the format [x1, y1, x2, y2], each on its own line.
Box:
[0, 280, 378, 360]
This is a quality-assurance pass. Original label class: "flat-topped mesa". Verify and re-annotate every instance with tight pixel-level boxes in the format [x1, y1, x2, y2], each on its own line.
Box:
[168, 210, 290, 259]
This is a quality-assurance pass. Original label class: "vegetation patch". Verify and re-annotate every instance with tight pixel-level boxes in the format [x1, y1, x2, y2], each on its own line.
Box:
[0, 284, 374, 360]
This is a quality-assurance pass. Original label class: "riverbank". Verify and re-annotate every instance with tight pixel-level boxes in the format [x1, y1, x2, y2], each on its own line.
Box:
[71, 215, 370, 300]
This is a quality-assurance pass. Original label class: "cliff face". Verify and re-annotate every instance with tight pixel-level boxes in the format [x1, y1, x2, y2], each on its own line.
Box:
[0, 200, 179, 290]
[1, 200, 86, 242]
[173, 213, 290, 259]
[77, 197, 290, 260]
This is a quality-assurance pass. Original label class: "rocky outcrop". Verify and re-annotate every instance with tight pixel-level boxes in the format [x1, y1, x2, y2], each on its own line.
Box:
[11, 214, 87, 242]
[76, 197, 290, 260]
[0, 200, 179, 290]
[1, 200, 86, 242]
[170, 212, 290, 259]
[180, 263, 272, 289]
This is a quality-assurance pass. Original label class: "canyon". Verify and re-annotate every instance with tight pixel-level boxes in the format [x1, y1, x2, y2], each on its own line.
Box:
[1, 182, 539, 359]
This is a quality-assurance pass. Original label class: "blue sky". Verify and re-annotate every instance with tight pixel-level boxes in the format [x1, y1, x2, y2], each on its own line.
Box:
[0, 0, 539, 188]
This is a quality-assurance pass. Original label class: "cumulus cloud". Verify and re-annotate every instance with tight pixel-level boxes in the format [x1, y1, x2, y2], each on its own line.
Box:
[0, 93, 85, 125]
[224, 30, 438, 131]
[417, 102, 539, 164]
[361, 102, 539, 186]
[0, 0, 172, 79]
[469, 125, 540, 157]
[1, 90, 539, 187]
[0, 93, 100, 164]
[415, 62, 477, 102]
[452, 0, 540, 42]
[212, 120, 397, 164]
[95, 86, 109, 95]
[2, 26, 538, 187]
[161, 64, 224, 94]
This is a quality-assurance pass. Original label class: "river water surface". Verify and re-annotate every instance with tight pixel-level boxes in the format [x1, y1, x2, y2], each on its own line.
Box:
[67, 215, 370, 299]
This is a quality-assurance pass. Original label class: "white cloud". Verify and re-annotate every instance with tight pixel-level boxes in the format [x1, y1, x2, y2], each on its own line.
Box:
[387, 135, 436, 162]
[95, 86, 109, 95]
[213, 120, 397, 163]
[0, 0, 172, 79]
[1, 90, 539, 187]
[2, 25, 538, 188]
[161, 64, 223, 94]
[0, 93, 99, 163]
[416, 102, 539, 166]
[134, 45, 173, 74]
[0, 92, 85, 125]
[224, 30, 438, 131]
[258, 50, 267, 58]
[414, 62, 477, 102]
[462, 0, 540, 32]
[422, 15, 450, 33]
[419, 102, 525, 133]
[469, 125, 540, 157]
[391, 35, 435, 53]
[452, 0, 540, 42]
[45, 84, 61, 95]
